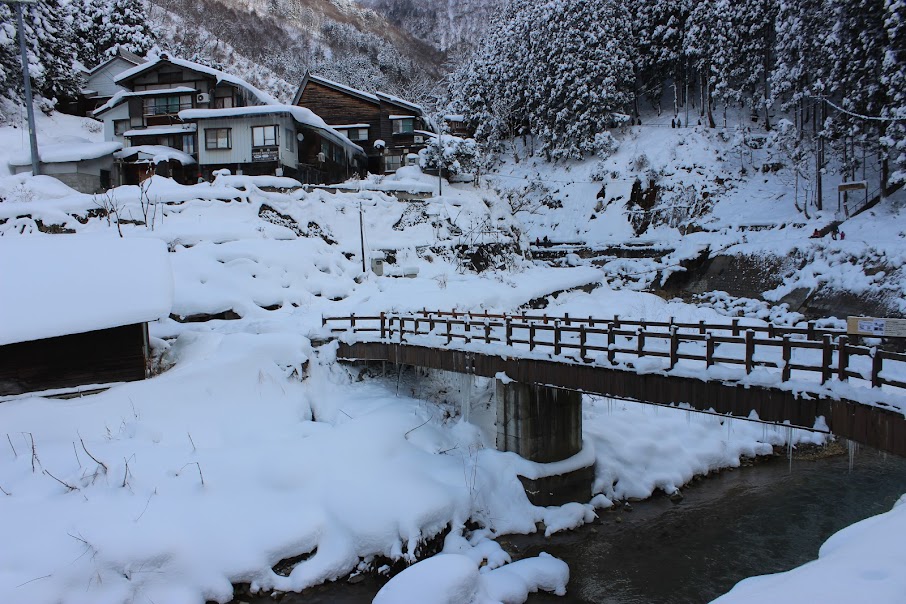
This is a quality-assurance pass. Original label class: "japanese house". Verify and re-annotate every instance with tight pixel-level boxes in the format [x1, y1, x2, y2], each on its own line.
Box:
[180, 105, 366, 183]
[292, 73, 435, 174]
[78, 47, 145, 115]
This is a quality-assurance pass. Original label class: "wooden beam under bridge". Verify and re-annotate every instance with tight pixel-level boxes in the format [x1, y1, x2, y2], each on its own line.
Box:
[336, 341, 906, 457]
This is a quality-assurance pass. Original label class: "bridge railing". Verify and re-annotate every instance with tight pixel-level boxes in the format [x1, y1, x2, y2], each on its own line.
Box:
[322, 312, 906, 394]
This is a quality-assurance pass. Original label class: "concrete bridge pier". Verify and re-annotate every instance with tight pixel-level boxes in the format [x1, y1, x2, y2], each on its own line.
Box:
[496, 379, 595, 506]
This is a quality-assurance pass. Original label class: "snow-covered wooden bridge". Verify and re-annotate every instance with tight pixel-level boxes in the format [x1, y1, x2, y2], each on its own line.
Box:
[325, 311, 906, 459]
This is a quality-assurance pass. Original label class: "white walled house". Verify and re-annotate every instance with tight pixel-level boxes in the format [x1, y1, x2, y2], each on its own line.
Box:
[180, 105, 366, 184]
[8, 141, 123, 193]
[80, 48, 144, 114]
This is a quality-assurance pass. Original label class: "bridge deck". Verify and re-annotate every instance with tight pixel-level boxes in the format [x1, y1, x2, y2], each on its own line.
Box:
[337, 341, 906, 456]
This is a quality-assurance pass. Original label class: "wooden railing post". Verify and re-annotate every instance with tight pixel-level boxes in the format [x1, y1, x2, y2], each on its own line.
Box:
[871, 348, 883, 388]
[446, 319, 452, 345]
[399, 316, 405, 343]
[465, 316, 472, 344]
[350, 313, 356, 331]
[837, 335, 849, 382]
[484, 320, 491, 344]
[529, 324, 536, 351]
[614, 314, 621, 330]
[607, 323, 616, 364]
[699, 320, 706, 335]
[380, 312, 386, 339]
[782, 335, 791, 381]
[706, 333, 714, 368]
[564, 313, 571, 326]
[669, 325, 678, 370]
[821, 334, 833, 384]
[768, 323, 775, 339]
[554, 320, 561, 355]
[580, 325, 587, 360]
[505, 318, 513, 346]
[543, 313, 549, 325]
[732, 318, 739, 337]
[807, 321, 815, 341]
[745, 329, 754, 374]
[637, 326, 645, 358]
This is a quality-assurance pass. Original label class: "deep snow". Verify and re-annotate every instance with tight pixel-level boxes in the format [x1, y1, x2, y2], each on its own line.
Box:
[0, 110, 904, 604]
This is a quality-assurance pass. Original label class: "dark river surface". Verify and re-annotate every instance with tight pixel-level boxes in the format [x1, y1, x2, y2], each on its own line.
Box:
[242, 448, 906, 604]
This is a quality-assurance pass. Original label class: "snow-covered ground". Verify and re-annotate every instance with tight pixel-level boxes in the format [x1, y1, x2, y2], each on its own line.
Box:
[1, 111, 904, 604]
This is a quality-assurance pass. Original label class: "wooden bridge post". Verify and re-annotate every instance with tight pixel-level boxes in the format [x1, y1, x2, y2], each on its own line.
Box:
[506, 318, 513, 346]
[871, 348, 883, 388]
[637, 326, 645, 357]
[607, 323, 616, 364]
[821, 334, 833, 384]
[350, 313, 356, 330]
[399, 317, 405, 343]
[465, 317, 472, 344]
[706, 333, 714, 368]
[669, 326, 679, 370]
[380, 312, 386, 339]
[782, 335, 791, 381]
[529, 324, 536, 351]
[745, 330, 754, 374]
[485, 320, 491, 344]
[446, 320, 452, 345]
[580, 326, 587, 361]
[732, 318, 739, 337]
[554, 320, 561, 356]
[838, 335, 849, 382]
[699, 320, 706, 335]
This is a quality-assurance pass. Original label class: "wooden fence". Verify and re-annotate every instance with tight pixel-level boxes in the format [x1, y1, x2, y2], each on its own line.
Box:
[323, 311, 906, 394]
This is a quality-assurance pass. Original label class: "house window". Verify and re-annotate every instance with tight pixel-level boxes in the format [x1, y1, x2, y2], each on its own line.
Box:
[333, 145, 343, 164]
[114, 120, 130, 136]
[252, 125, 277, 148]
[213, 96, 234, 109]
[321, 140, 330, 160]
[348, 127, 368, 141]
[183, 134, 196, 155]
[205, 128, 232, 150]
[284, 127, 295, 152]
[144, 95, 192, 116]
[385, 154, 402, 172]
[392, 118, 414, 134]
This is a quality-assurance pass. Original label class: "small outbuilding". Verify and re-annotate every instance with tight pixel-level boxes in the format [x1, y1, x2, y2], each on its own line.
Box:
[0, 236, 173, 397]
[8, 140, 123, 194]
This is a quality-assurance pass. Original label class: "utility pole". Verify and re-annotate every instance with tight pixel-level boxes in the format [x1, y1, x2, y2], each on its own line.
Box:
[359, 200, 366, 273]
[437, 130, 443, 197]
[5, 0, 40, 176]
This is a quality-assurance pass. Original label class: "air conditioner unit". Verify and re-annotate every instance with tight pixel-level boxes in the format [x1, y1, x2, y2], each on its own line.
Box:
[414, 135, 424, 144]
[196, 93, 211, 103]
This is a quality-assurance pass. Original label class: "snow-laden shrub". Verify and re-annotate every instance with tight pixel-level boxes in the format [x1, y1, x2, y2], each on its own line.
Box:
[419, 134, 478, 177]
[593, 131, 620, 159]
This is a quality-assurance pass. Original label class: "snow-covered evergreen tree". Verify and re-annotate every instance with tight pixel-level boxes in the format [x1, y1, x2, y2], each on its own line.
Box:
[74, 0, 156, 68]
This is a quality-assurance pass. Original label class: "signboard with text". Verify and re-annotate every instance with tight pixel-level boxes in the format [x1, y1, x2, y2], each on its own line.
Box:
[847, 316, 906, 338]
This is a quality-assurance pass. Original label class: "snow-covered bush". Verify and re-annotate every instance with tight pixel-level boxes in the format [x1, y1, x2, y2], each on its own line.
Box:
[593, 131, 620, 159]
[419, 134, 478, 177]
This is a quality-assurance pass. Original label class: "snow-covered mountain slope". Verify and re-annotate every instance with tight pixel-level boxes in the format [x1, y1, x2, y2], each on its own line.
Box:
[357, 0, 505, 53]
[149, 0, 444, 103]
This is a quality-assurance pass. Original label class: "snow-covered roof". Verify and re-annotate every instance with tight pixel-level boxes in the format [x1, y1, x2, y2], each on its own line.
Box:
[389, 115, 416, 120]
[444, 114, 465, 122]
[8, 141, 123, 166]
[330, 123, 371, 129]
[376, 92, 424, 115]
[124, 124, 197, 137]
[114, 54, 277, 106]
[179, 105, 364, 154]
[295, 73, 380, 105]
[0, 237, 173, 346]
[92, 87, 198, 116]
[114, 145, 197, 165]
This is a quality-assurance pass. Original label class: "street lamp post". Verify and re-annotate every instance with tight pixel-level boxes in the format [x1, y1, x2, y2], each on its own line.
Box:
[4, 0, 40, 176]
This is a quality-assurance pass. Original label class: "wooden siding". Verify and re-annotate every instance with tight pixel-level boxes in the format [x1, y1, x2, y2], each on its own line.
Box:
[0, 324, 149, 396]
[297, 81, 382, 157]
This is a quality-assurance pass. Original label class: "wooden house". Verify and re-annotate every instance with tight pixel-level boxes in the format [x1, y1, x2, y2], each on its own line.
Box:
[179, 105, 366, 184]
[0, 237, 173, 397]
[292, 73, 435, 174]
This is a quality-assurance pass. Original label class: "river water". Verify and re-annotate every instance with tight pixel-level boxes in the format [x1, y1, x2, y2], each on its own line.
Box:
[242, 449, 906, 604]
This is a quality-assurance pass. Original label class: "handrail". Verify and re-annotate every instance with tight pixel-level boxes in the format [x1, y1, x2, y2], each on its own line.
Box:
[323, 311, 904, 394]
